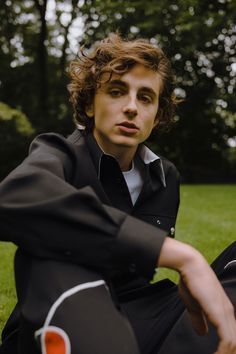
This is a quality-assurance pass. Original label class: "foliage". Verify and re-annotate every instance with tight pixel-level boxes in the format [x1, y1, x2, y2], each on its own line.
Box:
[80, 0, 236, 181]
[0, 102, 34, 180]
[0, 0, 235, 180]
[0, 102, 34, 135]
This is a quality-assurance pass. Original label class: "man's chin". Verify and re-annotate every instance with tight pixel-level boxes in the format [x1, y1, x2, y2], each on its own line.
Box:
[112, 136, 139, 148]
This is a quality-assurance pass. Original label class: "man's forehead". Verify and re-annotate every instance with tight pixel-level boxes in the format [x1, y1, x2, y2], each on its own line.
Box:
[100, 65, 162, 93]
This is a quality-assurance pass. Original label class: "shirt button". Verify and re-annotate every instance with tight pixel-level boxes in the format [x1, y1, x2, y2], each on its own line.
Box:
[129, 263, 136, 273]
[170, 227, 175, 236]
[156, 219, 161, 225]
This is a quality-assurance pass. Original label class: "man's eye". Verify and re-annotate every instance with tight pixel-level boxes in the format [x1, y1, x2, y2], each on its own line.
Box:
[109, 89, 123, 97]
[139, 95, 152, 103]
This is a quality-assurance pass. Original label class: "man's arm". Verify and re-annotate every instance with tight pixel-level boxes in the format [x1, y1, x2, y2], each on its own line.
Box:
[159, 237, 236, 354]
[0, 133, 166, 278]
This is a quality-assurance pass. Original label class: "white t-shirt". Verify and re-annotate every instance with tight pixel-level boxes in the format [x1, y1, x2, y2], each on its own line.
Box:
[122, 157, 145, 205]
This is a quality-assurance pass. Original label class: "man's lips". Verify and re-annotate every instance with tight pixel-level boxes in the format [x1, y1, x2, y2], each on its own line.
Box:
[116, 121, 139, 130]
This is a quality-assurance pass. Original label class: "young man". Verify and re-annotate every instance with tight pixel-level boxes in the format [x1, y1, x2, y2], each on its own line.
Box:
[0, 34, 236, 354]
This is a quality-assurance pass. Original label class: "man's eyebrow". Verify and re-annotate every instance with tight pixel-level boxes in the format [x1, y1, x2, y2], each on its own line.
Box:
[139, 87, 157, 97]
[106, 80, 158, 97]
[106, 80, 128, 88]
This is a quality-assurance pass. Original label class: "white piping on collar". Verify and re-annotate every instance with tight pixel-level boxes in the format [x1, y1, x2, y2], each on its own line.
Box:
[76, 123, 85, 130]
[139, 145, 166, 188]
[138, 145, 160, 164]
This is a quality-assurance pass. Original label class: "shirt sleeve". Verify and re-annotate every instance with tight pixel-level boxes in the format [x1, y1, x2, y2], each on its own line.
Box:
[0, 133, 167, 279]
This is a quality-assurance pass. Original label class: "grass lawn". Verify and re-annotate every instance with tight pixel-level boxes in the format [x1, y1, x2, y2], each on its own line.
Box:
[0, 242, 16, 335]
[155, 184, 236, 282]
[0, 184, 236, 336]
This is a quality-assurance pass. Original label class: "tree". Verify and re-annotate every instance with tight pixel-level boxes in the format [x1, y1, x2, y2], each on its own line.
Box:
[0, 0, 235, 181]
[79, 0, 236, 181]
[0, 102, 34, 180]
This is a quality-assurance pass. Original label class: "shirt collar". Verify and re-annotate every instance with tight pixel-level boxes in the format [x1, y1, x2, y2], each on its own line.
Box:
[84, 130, 166, 188]
[84, 131, 103, 174]
[138, 145, 166, 187]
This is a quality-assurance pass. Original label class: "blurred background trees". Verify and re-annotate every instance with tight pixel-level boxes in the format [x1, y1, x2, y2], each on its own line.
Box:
[0, 0, 235, 181]
[0, 102, 34, 178]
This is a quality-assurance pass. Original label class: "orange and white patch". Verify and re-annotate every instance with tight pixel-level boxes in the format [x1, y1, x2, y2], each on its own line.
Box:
[38, 326, 71, 354]
[34, 280, 106, 354]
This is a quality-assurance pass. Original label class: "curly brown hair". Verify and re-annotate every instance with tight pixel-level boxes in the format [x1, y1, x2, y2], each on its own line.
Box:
[67, 33, 178, 132]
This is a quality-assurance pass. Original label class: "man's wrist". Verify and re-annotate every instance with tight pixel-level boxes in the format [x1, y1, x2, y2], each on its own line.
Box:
[158, 236, 205, 274]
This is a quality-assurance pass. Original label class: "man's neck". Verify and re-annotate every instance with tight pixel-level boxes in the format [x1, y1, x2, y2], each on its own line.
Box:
[92, 132, 138, 171]
[114, 151, 135, 171]
[103, 146, 136, 171]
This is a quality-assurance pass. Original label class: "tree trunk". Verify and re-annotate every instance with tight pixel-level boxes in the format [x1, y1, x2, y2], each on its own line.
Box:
[34, 0, 48, 126]
[59, 0, 79, 76]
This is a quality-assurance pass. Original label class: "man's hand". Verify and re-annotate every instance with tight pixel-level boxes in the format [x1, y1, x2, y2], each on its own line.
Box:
[158, 237, 236, 354]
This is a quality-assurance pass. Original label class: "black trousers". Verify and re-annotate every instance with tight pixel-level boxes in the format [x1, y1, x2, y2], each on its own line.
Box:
[1, 242, 236, 354]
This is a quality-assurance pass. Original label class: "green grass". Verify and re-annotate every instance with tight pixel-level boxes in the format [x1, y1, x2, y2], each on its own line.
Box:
[0, 242, 16, 334]
[0, 185, 236, 336]
[155, 184, 236, 282]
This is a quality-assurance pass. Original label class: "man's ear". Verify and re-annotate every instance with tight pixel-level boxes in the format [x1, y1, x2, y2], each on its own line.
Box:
[153, 118, 159, 128]
[154, 108, 163, 128]
[85, 104, 94, 118]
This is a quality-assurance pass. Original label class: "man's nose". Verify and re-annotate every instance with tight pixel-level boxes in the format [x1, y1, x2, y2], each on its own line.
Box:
[123, 95, 138, 119]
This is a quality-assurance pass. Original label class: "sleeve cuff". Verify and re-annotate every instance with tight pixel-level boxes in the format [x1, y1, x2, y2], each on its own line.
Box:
[115, 214, 167, 280]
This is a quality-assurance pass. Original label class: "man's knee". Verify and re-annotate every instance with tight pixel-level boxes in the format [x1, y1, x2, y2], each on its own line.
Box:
[16, 258, 139, 354]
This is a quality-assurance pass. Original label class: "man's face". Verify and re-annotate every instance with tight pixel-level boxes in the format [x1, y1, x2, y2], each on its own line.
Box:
[87, 64, 162, 156]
